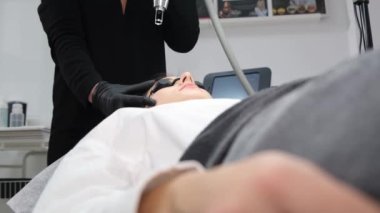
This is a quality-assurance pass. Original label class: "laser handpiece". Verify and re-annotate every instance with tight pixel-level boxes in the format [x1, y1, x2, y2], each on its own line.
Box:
[153, 0, 169, 25]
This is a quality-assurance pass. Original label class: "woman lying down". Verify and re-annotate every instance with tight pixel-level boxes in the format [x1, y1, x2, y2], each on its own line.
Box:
[10, 50, 380, 212]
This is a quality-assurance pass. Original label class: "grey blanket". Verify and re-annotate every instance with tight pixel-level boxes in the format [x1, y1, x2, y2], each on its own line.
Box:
[181, 50, 380, 200]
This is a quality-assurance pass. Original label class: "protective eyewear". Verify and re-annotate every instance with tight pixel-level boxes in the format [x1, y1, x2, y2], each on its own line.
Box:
[149, 77, 205, 96]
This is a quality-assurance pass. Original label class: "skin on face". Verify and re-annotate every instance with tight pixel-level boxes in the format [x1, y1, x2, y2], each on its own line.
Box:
[149, 72, 212, 106]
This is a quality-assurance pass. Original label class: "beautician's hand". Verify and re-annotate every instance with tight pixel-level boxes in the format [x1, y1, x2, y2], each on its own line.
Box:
[92, 81, 156, 116]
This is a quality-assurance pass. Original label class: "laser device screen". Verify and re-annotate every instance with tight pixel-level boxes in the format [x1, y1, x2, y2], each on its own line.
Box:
[211, 73, 260, 99]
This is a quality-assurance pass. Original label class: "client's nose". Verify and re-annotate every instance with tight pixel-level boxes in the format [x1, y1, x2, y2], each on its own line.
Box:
[180, 72, 194, 84]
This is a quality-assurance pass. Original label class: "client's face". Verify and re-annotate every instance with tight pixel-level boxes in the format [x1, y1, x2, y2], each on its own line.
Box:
[148, 72, 212, 106]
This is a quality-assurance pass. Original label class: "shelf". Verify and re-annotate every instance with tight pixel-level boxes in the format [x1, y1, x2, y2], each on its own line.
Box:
[0, 141, 48, 151]
[200, 13, 325, 28]
[0, 126, 49, 151]
[0, 126, 49, 132]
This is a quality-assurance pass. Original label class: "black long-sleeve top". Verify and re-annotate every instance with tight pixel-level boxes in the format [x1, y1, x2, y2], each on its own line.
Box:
[38, 0, 199, 164]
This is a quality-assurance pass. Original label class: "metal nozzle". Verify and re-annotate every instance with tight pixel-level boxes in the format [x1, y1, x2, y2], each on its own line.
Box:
[155, 8, 165, 25]
[153, 0, 169, 25]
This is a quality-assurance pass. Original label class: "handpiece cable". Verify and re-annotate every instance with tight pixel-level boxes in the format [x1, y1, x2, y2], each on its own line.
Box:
[203, 0, 255, 96]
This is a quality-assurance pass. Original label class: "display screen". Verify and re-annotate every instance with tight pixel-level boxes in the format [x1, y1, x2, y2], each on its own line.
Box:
[211, 73, 260, 99]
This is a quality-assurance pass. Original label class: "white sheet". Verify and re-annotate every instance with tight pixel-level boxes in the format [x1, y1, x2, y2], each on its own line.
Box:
[33, 99, 239, 213]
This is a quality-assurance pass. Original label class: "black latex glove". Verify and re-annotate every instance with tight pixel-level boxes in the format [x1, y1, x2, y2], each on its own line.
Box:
[92, 81, 156, 116]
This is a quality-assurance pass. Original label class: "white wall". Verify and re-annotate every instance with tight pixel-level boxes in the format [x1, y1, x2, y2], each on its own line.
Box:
[0, 0, 54, 127]
[0, 0, 51, 179]
[167, 0, 365, 86]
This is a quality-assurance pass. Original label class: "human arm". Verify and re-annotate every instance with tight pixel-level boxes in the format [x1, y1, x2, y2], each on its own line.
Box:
[38, 0, 155, 112]
[38, 0, 101, 105]
[163, 0, 200, 53]
[139, 151, 380, 213]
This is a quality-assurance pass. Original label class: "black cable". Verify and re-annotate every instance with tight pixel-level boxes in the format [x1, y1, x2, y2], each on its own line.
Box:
[360, 4, 368, 51]
[353, 0, 375, 53]
[357, 4, 366, 51]
[363, 1, 374, 49]
[354, 0, 374, 53]
[353, 5, 363, 53]
[354, 3, 365, 53]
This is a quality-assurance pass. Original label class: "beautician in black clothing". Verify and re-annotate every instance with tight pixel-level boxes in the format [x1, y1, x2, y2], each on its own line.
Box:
[38, 0, 199, 164]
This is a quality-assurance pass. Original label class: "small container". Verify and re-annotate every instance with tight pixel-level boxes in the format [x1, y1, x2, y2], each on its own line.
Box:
[7, 101, 27, 126]
[0, 99, 8, 127]
[9, 103, 25, 127]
